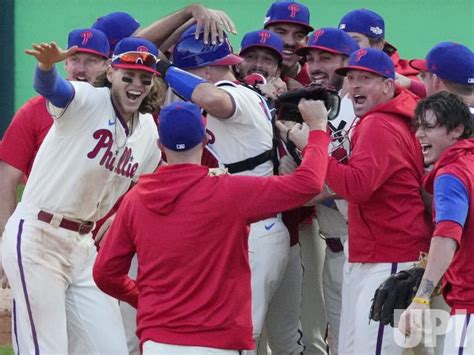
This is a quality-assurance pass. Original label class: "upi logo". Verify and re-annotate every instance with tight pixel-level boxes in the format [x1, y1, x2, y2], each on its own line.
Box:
[392, 309, 469, 349]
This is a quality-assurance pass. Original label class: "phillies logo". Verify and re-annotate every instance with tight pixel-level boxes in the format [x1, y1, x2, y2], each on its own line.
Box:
[312, 29, 325, 43]
[87, 129, 139, 178]
[259, 31, 271, 44]
[355, 49, 368, 62]
[137, 45, 149, 52]
[80, 31, 93, 45]
[288, 3, 300, 18]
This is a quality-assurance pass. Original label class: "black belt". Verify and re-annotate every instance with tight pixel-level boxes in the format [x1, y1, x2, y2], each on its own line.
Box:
[224, 149, 274, 174]
[37, 210, 94, 235]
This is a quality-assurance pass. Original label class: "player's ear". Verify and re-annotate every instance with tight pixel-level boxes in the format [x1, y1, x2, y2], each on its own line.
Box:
[382, 78, 394, 95]
[451, 123, 465, 140]
[106, 66, 114, 83]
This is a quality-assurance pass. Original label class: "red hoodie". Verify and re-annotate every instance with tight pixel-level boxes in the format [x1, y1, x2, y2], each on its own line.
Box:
[93, 130, 330, 350]
[325, 87, 433, 263]
[423, 138, 474, 313]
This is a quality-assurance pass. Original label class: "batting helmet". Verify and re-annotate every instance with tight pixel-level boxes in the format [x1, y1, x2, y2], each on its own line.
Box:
[172, 25, 242, 69]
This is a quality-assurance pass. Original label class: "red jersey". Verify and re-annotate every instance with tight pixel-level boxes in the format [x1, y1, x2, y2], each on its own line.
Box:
[325, 87, 433, 263]
[295, 62, 311, 86]
[93, 131, 330, 350]
[423, 139, 474, 313]
[0, 96, 52, 175]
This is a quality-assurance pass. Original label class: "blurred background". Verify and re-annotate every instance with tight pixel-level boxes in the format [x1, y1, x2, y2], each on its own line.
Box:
[1, 0, 473, 136]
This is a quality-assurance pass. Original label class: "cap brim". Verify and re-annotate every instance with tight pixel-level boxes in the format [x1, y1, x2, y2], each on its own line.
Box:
[296, 45, 345, 57]
[409, 59, 428, 72]
[75, 48, 108, 59]
[239, 45, 283, 61]
[335, 65, 390, 78]
[264, 20, 313, 33]
[112, 63, 158, 75]
[210, 54, 244, 66]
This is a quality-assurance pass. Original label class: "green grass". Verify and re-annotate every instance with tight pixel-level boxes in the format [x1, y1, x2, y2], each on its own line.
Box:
[0, 345, 13, 355]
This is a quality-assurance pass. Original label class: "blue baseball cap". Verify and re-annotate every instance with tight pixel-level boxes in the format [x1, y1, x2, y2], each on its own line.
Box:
[338, 9, 385, 39]
[409, 42, 474, 85]
[263, 1, 314, 33]
[296, 27, 359, 57]
[67, 28, 109, 59]
[111, 37, 159, 74]
[173, 25, 242, 69]
[335, 48, 395, 79]
[239, 30, 284, 62]
[159, 102, 206, 151]
[92, 12, 140, 54]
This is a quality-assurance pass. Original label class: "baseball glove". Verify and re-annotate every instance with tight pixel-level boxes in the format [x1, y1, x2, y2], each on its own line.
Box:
[369, 266, 425, 327]
[275, 84, 341, 122]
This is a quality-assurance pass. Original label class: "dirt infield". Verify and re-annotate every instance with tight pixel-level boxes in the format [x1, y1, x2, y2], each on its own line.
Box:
[0, 289, 12, 345]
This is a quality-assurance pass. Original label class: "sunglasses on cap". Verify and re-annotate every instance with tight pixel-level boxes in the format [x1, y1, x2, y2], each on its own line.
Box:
[112, 51, 158, 68]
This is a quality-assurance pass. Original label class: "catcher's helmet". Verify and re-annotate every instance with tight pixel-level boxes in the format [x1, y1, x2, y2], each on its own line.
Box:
[173, 25, 243, 69]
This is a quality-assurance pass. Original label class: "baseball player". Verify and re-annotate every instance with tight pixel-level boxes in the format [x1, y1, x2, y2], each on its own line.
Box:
[263, 1, 313, 89]
[295, 27, 359, 354]
[262, 3, 333, 352]
[409, 41, 474, 116]
[0, 28, 110, 289]
[1, 36, 162, 354]
[237, 29, 308, 355]
[93, 99, 331, 354]
[338, 8, 426, 98]
[237, 29, 287, 99]
[157, 28, 296, 354]
[398, 92, 473, 354]
[291, 48, 433, 354]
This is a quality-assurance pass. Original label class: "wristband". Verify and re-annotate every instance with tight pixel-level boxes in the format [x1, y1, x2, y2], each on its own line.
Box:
[156, 59, 172, 77]
[412, 297, 430, 306]
[164, 66, 206, 102]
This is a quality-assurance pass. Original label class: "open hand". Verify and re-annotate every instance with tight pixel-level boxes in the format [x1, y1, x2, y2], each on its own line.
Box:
[191, 5, 237, 44]
[25, 42, 77, 70]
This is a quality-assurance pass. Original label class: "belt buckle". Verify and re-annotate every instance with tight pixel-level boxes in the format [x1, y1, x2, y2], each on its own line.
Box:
[78, 221, 93, 235]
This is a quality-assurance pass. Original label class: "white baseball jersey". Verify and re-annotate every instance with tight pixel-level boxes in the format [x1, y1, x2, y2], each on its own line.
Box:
[329, 94, 357, 220]
[21, 81, 161, 222]
[205, 81, 274, 177]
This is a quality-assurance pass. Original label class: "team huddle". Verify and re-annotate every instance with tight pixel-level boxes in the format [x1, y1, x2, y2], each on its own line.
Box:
[0, 1, 473, 355]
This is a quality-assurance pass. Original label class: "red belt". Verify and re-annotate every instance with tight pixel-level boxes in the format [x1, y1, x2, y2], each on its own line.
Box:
[37, 210, 94, 235]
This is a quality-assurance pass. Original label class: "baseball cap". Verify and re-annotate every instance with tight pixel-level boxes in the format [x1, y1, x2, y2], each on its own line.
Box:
[296, 27, 359, 57]
[335, 48, 395, 79]
[173, 25, 242, 69]
[409, 42, 474, 85]
[67, 28, 109, 59]
[111, 37, 159, 74]
[338, 8, 385, 39]
[239, 30, 284, 62]
[92, 12, 140, 53]
[263, 1, 314, 33]
[159, 102, 206, 151]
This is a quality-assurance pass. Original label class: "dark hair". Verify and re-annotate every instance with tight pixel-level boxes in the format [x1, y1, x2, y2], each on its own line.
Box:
[94, 70, 167, 115]
[414, 91, 472, 139]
